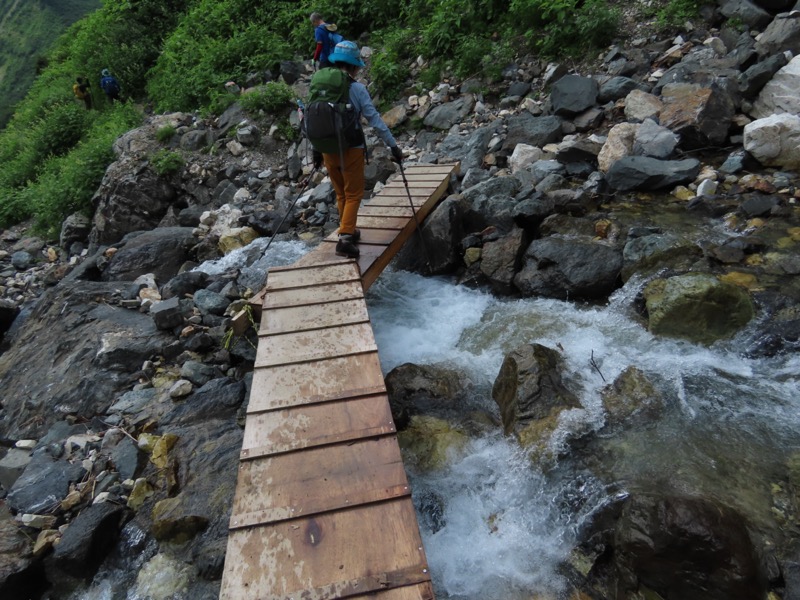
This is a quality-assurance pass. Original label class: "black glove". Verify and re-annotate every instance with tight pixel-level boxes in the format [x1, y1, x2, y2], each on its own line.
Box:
[313, 150, 323, 169]
[390, 146, 403, 163]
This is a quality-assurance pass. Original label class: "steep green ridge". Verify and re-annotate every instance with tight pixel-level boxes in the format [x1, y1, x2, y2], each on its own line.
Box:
[0, 0, 101, 127]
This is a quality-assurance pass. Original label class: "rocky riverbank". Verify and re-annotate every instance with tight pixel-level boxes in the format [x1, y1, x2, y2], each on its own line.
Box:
[1, 2, 800, 598]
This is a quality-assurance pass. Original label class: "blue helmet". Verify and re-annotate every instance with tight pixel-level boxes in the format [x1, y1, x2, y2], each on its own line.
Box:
[328, 40, 365, 67]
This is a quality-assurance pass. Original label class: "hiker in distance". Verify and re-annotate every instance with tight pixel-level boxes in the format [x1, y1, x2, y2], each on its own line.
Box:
[99, 69, 121, 104]
[72, 77, 92, 109]
[309, 40, 404, 259]
[310, 12, 343, 69]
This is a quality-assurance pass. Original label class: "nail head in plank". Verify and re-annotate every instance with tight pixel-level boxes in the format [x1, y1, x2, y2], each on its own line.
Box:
[220, 499, 430, 600]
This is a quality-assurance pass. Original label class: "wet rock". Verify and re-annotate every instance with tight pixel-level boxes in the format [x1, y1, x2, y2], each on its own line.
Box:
[152, 495, 209, 542]
[161, 378, 245, 426]
[613, 494, 767, 600]
[643, 272, 755, 344]
[606, 156, 701, 191]
[492, 343, 580, 436]
[48, 502, 130, 579]
[740, 193, 781, 217]
[398, 415, 469, 472]
[398, 195, 467, 275]
[622, 232, 702, 281]
[134, 552, 193, 598]
[385, 362, 468, 429]
[601, 366, 665, 431]
[6, 452, 86, 514]
[514, 236, 623, 299]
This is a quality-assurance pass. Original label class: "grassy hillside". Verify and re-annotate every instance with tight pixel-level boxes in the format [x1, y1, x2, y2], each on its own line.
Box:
[0, 0, 101, 127]
[0, 0, 693, 238]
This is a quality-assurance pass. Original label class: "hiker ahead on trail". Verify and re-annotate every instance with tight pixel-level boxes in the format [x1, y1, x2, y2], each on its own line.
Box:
[72, 77, 92, 109]
[303, 40, 403, 259]
[99, 69, 121, 104]
[310, 12, 343, 69]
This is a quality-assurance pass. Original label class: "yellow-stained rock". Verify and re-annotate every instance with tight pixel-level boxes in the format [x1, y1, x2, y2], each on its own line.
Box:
[150, 434, 179, 469]
[398, 415, 469, 472]
[218, 226, 259, 254]
[672, 185, 694, 201]
[464, 247, 482, 267]
[719, 271, 759, 290]
[33, 529, 60, 557]
[127, 478, 155, 510]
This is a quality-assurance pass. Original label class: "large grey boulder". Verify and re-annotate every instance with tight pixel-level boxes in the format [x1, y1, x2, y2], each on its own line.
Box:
[659, 83, 734, 148]
[479, 227, 527, 294]
[598, 76, 646, 104]
[751, 55, 800, 118]
[514, 236, 623, 299]
[423, 96, 476, 130]
[605, 156, 701, 191]
[720, 0, 773, 28]
[643, 273, 755, 345]
[103, 227, 196, 283]
[744, 113, 800, 170]
[90, 160, 177, 247]
[633, 119, 679, 159]
[385, 362, 468, 429]
[461, 176, 521, 233]
[755, 12, 800, 57]
[7, 452, 86, 514]
[738, 52, 790, 99]
[502, 113, 563, 152]
[438, 125, 496, 173]
[550, 75, 599, 117]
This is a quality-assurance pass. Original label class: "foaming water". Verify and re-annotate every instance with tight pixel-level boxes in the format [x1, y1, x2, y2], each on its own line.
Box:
[366, 269, 800, 598]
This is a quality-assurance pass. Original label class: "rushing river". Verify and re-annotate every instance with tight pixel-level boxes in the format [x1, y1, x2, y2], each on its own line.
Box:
[366, 266, 800, 599]
[72, 240, 799, 599]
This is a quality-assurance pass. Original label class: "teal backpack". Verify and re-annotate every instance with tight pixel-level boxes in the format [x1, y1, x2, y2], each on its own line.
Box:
[303, 68, 364, 154]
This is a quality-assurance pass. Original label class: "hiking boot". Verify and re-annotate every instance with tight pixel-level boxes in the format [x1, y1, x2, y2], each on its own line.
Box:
[340, 228, 361, 242]
[335, 234, 360, 258]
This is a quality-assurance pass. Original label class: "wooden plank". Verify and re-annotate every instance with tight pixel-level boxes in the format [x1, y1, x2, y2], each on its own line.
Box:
[353, 216, 408, 230]
[349, 583, 435, 600]
[266, 262, 360, 290]
[358, 205, 415, 217]
[260, 298, 370, 335]
[264, 280, 364, 310]
[220, 499, 431, 600]
[231, 437, 409, 528]
[242, 393, 395, 457]
[248, 352, 386, 412]
[255, 322, 377, 367]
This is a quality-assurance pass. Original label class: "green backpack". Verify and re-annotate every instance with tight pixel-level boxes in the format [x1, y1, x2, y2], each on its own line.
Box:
[303, 68, 364, 154]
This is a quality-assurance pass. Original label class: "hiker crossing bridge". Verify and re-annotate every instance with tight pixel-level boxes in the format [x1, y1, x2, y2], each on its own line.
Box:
[220, 163, 458, 600]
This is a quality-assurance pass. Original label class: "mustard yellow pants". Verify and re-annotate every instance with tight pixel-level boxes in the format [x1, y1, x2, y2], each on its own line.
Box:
[323, 148, 365, 235]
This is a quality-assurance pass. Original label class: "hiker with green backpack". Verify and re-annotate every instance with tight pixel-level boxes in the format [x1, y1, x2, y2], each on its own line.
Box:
[304, 40, 403, 259]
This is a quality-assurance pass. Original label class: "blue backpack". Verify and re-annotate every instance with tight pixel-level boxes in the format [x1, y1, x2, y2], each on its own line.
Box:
[101, 75, 120, 95]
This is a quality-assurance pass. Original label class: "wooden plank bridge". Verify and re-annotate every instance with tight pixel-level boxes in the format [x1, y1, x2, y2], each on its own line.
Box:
[220, 163, 458, 600]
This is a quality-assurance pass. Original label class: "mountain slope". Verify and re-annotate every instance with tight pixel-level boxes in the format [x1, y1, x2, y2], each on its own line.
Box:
[0, 0, 101, 127]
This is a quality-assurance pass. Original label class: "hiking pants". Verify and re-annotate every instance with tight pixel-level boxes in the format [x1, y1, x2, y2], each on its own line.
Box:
[323, 148, 365, 236]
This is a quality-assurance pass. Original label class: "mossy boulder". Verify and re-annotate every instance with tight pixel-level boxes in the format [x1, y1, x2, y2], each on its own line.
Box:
[643, 273, 755, 345]
[398, 415, 469, 472]
[151, 495, 209, 543]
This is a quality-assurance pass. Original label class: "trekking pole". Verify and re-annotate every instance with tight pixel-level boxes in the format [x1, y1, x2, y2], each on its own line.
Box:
[263, 165, 318, 255]
[398, 162, 433, 272]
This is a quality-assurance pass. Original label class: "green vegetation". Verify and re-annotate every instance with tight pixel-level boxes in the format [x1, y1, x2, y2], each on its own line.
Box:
[652, 0, 703, 30]
[156, 125, 177, 143]
[150, 149, 185, 176]
[0, 0, 646, 235]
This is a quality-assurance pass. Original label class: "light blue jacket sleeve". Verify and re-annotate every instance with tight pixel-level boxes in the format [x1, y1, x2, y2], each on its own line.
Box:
[349, 81, 397, 148]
